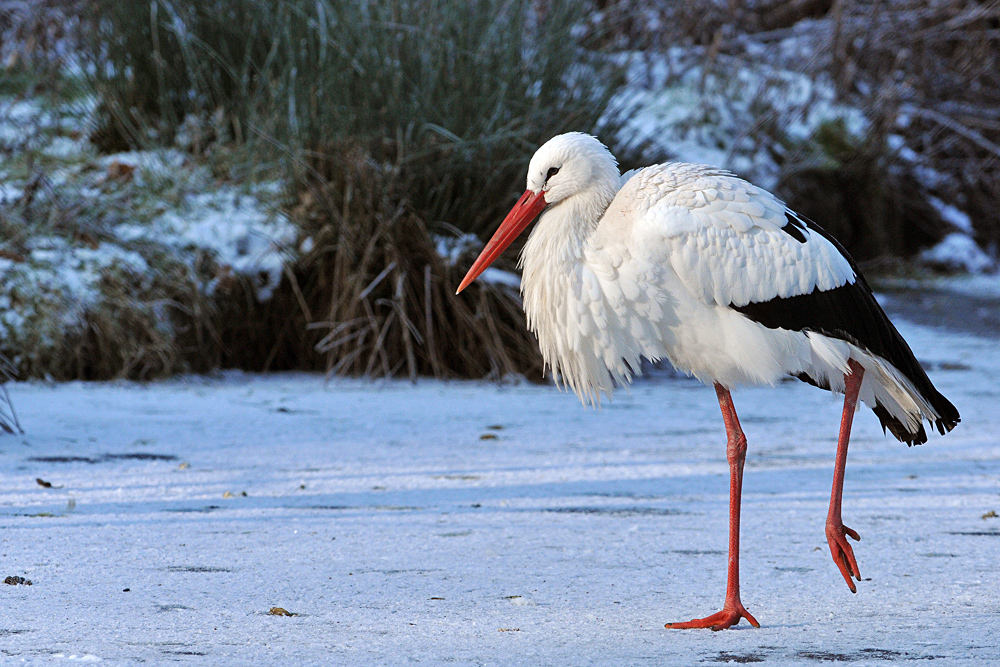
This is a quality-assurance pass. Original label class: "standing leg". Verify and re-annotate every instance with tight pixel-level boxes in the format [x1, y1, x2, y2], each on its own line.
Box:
[826, 359, 865, 592]
[666, 384, 760, 631]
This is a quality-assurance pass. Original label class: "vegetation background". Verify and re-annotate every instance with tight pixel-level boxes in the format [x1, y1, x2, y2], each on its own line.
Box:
[0, 0, 997, 385]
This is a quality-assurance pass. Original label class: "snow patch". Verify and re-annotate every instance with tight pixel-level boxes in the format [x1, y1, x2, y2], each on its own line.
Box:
[435, 233, 481, 266]
[480, 268, 521, 289]
[98, 149, 188, 177]
[928, 197, 973, 234]
[919, 233, 994, 274]
[0, 92, 298, 355]
[117, 189, 297, 300]
[614, 49, 867, 188]
[43, 135, 86, 158]
[0, 239, 151, 342]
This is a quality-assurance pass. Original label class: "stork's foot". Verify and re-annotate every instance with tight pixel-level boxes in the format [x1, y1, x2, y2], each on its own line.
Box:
[826, 521, 861, 592]
[665, 603, 760, 631]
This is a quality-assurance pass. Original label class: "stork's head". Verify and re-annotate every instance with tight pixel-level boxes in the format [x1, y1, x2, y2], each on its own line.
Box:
[525, 132, 619, 204]
[456, 133, 619, 294]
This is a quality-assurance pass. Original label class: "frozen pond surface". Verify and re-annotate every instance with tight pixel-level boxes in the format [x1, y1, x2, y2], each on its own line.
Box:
[1, 319, 998, 665]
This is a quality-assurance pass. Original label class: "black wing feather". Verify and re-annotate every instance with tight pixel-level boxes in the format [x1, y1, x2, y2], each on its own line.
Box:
[734, 213, 960, 445]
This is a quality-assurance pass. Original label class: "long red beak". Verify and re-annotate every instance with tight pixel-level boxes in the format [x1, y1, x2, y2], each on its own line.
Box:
[455, 189, 547, 294]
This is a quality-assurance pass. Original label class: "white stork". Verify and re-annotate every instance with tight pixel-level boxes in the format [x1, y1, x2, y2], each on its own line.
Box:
[456, 132, 960, 630]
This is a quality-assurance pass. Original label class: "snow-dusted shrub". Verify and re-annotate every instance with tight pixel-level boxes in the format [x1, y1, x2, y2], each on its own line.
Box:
[86, 0, 633, 237]
[0, 351, 19, 434]
[75, 0, 642, 381]
[596, 0, 989, 263]
[0, 95, 300, 380]
[218, 152, 545, 381]
[830, 0, 1000, 251]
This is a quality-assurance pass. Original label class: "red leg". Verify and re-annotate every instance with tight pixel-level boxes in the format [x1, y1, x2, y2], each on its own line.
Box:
[666, 384, 760, 631]
[826, 359, 865, 592]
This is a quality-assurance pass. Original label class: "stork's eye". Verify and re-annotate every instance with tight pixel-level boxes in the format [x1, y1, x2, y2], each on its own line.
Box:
[546, 166, 560, 181]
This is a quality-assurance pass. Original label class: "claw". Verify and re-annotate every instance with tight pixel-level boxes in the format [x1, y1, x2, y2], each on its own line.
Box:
[827, 521, 862, 592]
[666, 604, 760, 631]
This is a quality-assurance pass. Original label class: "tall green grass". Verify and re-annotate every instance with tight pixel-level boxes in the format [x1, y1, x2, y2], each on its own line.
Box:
[90, 0, 626, 234]
[83, 0, 634, 380]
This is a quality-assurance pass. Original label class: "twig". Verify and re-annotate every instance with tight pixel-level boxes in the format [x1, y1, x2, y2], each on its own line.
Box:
[0, 355, 23, 435]
[903, 105, 1000, 160]
[395, 273, 418, 384]
[424, 264, 441, 378]
[358, 261, 397, 301]
[364, 308, 395, 379]
[315, 327, 368, 354]
[283, 265, 312, 321]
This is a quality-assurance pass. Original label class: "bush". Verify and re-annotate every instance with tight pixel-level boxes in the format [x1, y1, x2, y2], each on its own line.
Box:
[88, 0, 627, 234]
[76, 0, 635, 380]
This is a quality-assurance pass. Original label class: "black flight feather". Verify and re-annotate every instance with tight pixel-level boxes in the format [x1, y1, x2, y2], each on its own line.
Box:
[735, 213, 960, 445]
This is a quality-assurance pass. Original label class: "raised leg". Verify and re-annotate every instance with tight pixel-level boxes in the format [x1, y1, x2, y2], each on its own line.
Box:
[826, 359, 865, 592]
[666, 384, 760, 631]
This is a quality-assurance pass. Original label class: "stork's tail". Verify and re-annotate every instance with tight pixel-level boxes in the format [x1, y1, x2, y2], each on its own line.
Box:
[852, 351, 960, 446]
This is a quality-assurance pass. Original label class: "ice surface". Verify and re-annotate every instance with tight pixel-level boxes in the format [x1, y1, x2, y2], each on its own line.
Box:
[932, 274, 1000, 300]
[1, 327, 998, 664]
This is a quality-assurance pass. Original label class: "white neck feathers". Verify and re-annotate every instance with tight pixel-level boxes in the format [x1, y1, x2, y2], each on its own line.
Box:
[519, 177, 621, 403]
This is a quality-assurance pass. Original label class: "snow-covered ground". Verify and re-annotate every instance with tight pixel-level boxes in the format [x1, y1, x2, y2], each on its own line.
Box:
[1, 318, 998, 665]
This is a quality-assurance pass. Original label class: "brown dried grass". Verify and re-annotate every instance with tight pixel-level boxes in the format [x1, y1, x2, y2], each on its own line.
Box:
[0, 353, 21, 434]
[213, 151, 544, 381]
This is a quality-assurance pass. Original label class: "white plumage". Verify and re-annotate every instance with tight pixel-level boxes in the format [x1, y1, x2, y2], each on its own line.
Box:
[510, 134, 942, 440]
[456, 131, 958, 629]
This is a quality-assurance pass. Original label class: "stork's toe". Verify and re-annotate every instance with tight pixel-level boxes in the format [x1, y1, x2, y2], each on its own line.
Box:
[826, 521, 862, 592]
[666, 603, 760, 631]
